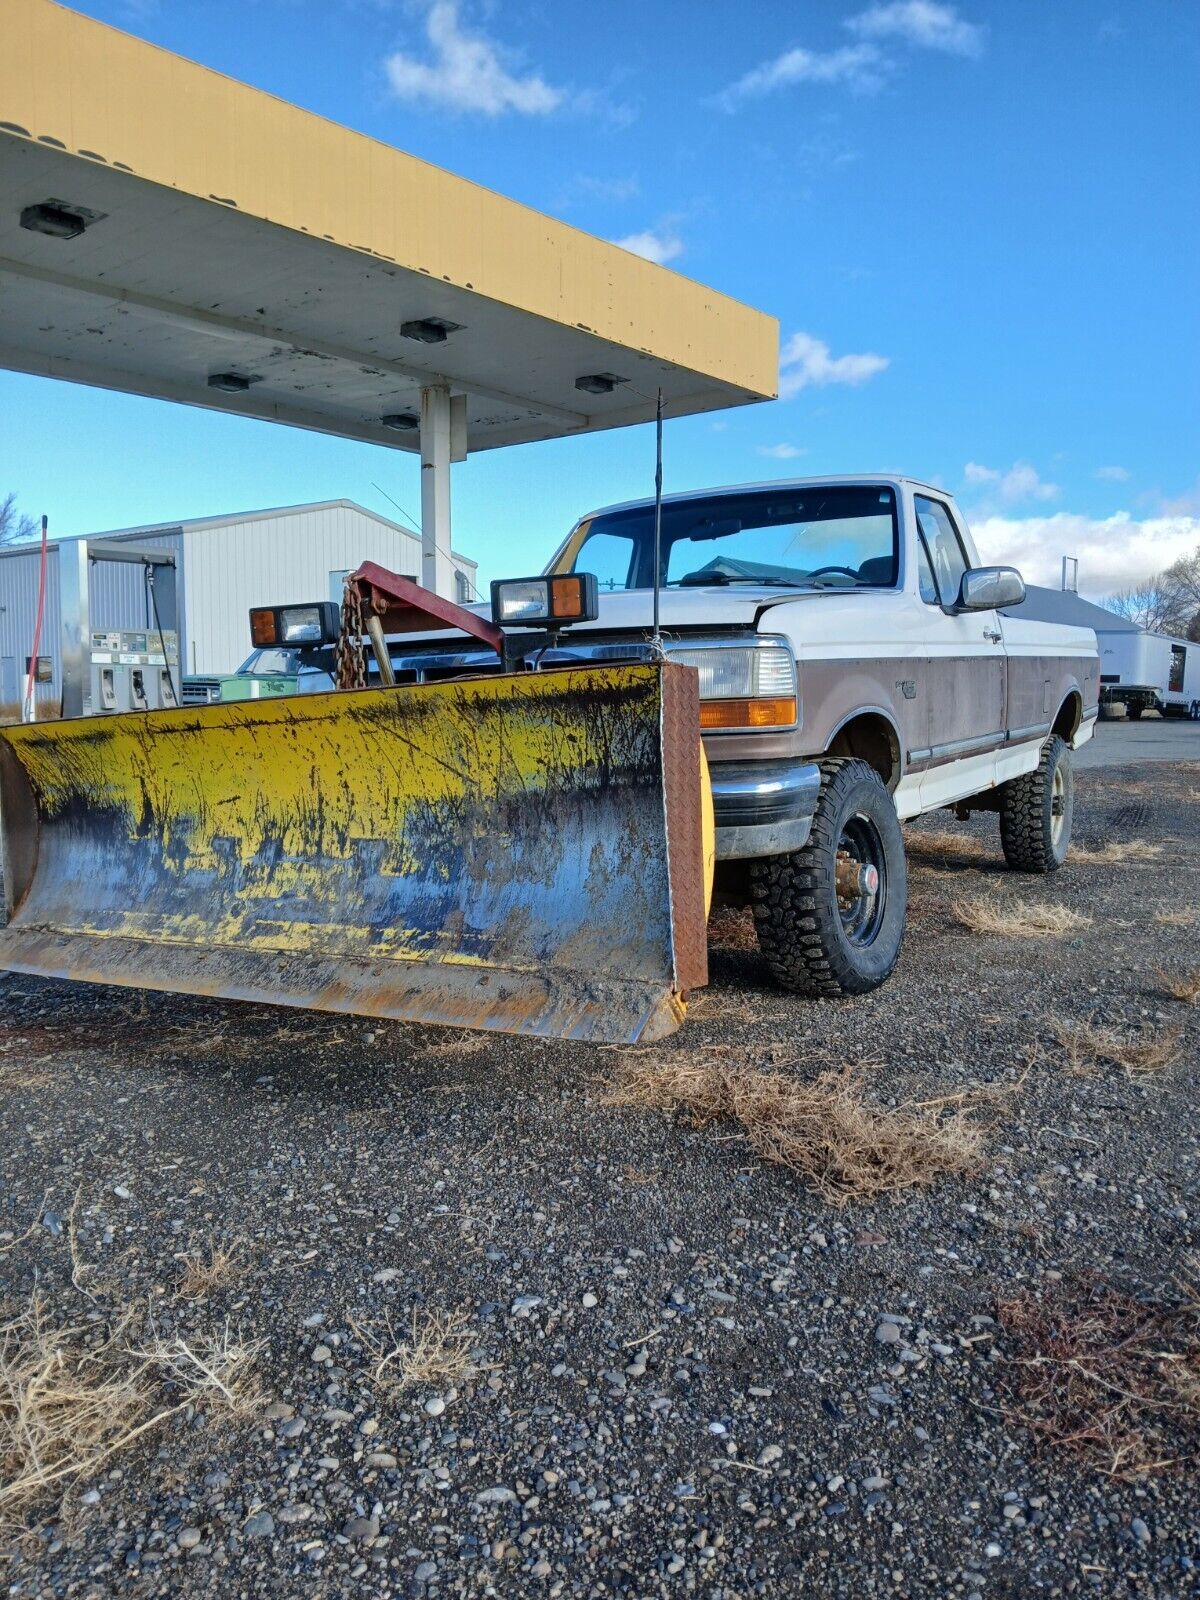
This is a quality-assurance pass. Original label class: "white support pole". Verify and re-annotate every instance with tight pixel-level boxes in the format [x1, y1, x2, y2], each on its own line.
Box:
[420, 383, 455, 598]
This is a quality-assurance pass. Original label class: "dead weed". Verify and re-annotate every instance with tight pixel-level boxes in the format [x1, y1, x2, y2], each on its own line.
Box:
[1072, 838, 1164, 866]
[600, 1055, 984, 1205]
[0, 1300, 261, 1531]
[177, 1243, 241, 1301]
[1050, 1018, 1182, 1077]
[354, 1307, 476, 1395]
[953, 896, 1092, 938]
[1154, 908, 1198, 927]
[997, 1274, 1200, 1479]
[706, 905, 759, 952]
[905, 828, 988, 861]
[1156, 968, 1200, 1006]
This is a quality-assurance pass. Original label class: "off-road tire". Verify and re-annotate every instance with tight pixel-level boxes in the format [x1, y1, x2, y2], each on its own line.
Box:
[750, 758, 907, 998]
[998, 734, 1073, 873]
[1126, 703, 1143, 721]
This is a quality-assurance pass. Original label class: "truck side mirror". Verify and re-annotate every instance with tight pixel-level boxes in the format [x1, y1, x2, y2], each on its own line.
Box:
[957, 566, 1026, 611]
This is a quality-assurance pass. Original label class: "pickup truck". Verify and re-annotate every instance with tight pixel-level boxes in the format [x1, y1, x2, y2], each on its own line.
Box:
[378, 476, 1101, 998]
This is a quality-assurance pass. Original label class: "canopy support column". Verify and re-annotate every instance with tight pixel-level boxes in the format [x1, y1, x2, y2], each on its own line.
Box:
[420, 384, 454, 599]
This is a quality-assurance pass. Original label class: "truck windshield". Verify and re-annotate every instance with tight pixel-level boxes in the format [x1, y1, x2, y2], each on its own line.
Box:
[236, 648, 302, 676]
[557, 485, 898, 592]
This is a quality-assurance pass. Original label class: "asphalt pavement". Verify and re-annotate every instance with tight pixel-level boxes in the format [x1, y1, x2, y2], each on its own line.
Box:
[1074, 714, 1200, 769]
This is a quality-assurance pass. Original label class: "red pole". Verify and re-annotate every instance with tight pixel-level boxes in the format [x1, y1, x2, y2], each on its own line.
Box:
[23, 514, 48, 723]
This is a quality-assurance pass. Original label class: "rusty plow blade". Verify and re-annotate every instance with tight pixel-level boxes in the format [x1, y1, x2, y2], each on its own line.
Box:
[0, 663, 709, 1044]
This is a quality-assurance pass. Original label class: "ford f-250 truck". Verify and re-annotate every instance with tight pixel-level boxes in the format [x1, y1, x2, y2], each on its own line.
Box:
[374, 476, 1101, 999]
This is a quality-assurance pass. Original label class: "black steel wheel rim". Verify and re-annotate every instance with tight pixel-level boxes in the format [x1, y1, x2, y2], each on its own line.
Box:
[835, 814, 887, 947]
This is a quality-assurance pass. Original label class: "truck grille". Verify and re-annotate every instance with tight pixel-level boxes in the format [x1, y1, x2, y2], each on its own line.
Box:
[181, 677, 222, 706]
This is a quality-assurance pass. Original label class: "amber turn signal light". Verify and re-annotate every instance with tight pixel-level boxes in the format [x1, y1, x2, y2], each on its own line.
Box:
[249, 607, 277, 647]
[699, 697, 797, 730]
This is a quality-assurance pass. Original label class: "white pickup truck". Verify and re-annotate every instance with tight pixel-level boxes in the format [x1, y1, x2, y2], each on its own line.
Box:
[391, 476, 1101, 999]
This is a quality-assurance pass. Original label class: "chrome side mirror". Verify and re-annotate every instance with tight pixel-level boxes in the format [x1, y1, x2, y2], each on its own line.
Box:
[958, 565, 1026, 611]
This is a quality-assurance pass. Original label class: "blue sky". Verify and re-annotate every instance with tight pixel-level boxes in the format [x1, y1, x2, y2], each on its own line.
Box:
[3, 0, 1198, 595]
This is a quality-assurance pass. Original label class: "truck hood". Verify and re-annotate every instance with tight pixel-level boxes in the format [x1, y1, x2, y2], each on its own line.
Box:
[459, 585, 798, 637]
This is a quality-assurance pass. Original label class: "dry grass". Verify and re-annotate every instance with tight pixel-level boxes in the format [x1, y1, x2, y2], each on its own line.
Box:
[905, 828, 988, 861]
[1050, 1018, 1183, 1077]
[177, 1243, 240, 1300]
[1071, 838, 1164, 866]
[0, 1299, 261, 1531]
[355, 1307, 476, 1395]
[1157, 967, 1200, 1006]
[706, 905, 759, 951]
[1154, 907, 1198, 927]
[600, 1056, 984, 1206]
[997, 1275, 1200, 1479]
[953, 896, 1092, 938]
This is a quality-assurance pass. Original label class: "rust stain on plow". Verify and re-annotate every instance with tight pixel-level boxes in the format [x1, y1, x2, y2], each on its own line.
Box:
[0, 663, 708, 1044]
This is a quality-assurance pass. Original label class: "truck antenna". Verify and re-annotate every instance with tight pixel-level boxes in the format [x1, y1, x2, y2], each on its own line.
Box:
[651, 388, 664, 650]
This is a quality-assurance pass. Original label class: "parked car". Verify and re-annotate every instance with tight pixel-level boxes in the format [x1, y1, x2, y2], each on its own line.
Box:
[385, 476, 1100, 996]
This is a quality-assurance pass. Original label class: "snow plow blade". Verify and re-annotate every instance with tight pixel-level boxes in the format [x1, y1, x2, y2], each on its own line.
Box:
[0, 663, 709, 1044]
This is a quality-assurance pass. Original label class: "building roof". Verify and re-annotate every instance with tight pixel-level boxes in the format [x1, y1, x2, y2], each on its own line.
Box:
[1003, 584, 1141, 633]
[0, 499, 478, 568]
[1, 0, 776, 455]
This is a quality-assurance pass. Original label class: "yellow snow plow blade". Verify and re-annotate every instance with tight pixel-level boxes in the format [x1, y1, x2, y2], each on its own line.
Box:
[0, 663, 709, 1043]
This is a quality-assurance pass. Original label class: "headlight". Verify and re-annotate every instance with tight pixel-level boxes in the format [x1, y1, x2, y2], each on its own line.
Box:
[490, 573, 599, 626]
[249, 602, 339, 648]
[280, 605, 325, 644]
[666, 641, 797, 730]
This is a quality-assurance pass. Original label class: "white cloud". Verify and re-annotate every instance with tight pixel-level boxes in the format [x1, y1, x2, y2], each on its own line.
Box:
[846, 1, 985, 57]
[963, 460, 1059, 504]
[757, 443, 805, 460]
[1095, 464, 1130, 482]
[384, 0, 563, 116]
[971, 512, 1200, 598]
[716, 44, 885, 110]
[614, 227, 683, 266]
[778, 331, 890, 397]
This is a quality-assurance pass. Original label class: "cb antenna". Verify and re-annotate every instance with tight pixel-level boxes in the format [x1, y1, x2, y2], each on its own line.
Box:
[651, 387, 664, 650]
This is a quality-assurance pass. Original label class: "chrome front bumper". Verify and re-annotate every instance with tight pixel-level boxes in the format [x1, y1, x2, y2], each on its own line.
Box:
[709, 758, 822, 861]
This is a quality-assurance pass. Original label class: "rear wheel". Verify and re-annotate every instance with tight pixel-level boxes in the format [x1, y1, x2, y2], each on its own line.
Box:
[750, 758, 907, 997]
[1126, 703, 1143, 721]
[998, 734, 1073, 872]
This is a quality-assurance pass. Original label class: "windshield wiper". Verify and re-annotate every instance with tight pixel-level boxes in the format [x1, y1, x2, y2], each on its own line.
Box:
[674, 574, 804, 589]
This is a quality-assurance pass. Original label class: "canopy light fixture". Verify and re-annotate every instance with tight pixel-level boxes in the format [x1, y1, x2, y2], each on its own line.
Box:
[381, 411, 420, 431]
[574, 372, 627, 396]
[400, 318, 462, 345]
[20, 199, 104, 240]
[207, 371, 260, 393]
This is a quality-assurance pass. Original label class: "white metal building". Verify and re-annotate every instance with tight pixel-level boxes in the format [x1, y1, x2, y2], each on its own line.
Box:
[0, 500, 478, 716]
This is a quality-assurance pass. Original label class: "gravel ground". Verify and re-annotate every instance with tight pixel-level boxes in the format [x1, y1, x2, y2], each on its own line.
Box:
[1, 758, 1197, 1598]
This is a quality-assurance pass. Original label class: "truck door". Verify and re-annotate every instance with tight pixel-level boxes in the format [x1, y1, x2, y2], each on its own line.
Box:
[911, 494, 1006, 808]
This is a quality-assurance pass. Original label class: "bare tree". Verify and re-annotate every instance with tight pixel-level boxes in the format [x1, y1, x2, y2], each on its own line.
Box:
[1107, 546, 1200, 638]
[1106, 578, 1179, 634]
[1161, 547, 1200, 639]
[0, 492, 38, 547]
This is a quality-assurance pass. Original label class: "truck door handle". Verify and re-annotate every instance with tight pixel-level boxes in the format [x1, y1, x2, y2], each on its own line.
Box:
[983, 628, 1002, 643]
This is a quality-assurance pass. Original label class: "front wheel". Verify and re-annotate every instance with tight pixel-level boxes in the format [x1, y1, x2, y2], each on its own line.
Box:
[1126, 703, 1143, 721]
[750, 758, 907, 998]
[998, 734, 1073, 872]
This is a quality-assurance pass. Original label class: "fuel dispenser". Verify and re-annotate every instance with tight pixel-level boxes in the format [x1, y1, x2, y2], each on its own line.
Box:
[58, 540, 180, 718]
[89, 629, 180, 713]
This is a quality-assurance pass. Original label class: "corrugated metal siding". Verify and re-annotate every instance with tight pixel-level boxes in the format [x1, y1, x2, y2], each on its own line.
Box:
[182, 506, 474, 674]
[89, 529, 185, 634]
[0, 545, 62, 718]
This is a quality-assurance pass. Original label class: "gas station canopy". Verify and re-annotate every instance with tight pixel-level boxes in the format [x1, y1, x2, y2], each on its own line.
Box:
[0, 0, 778, 457]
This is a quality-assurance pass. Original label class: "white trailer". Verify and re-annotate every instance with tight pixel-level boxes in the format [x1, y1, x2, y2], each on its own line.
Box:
[1098, 626, 1200, 720]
